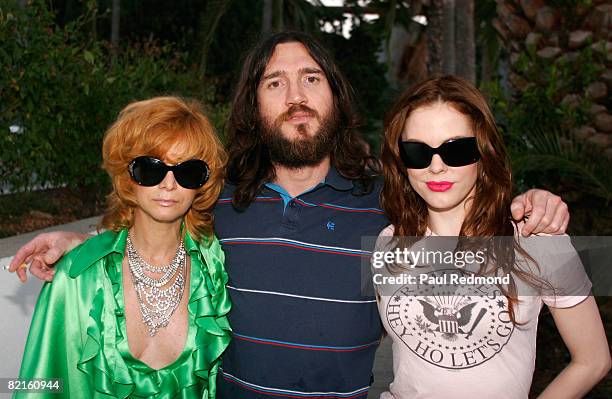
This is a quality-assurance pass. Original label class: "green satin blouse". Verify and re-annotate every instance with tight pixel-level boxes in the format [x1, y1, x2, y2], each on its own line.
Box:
[15, 229, 232, 398]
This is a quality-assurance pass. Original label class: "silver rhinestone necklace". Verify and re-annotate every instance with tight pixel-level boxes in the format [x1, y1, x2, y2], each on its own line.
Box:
[126, 233, 186, 336]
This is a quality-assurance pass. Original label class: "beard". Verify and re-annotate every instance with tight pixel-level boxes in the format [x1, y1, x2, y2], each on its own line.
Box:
[259, 104, 339, 169]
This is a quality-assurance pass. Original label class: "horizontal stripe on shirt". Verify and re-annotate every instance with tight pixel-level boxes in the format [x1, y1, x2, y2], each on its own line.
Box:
[232, 332, 380, 352]
[293, 198, 384, 214]
[219, 237, 371, 257]
[226, 285, 377, 304]
[221, 370, 370, 399]
[217, 196, 384, 214]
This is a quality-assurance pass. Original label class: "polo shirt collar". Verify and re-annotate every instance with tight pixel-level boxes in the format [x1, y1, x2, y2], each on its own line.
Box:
[264, 166, 354, 198]
[323, 167, 353, 191]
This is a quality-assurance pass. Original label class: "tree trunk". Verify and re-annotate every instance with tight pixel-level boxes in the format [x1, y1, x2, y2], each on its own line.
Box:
[198, 0, 233, 79]
[111, 0, 120, 52]
[18, 0, 27, 8]
[426, 0, 444, 75]
[481, 43, 492, 83]
[91, 4, 97, 41]
[262, 0, 273, 36]
[273, 0, 284, 32]
[455, 0, 475, 83]
[442, 0, 456, 75]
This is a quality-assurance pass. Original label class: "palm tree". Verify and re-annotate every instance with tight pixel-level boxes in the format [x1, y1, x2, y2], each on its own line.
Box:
[262, 0, 273, 35]
[427, 0, 444, 74]
[111, 0, 120, 52]
[442, 0, 456, 74]
[455, 0, 475, 83]
[270, 0, 323, 33]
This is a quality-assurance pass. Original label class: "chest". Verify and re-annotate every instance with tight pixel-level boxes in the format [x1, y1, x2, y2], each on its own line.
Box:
[214, 188, 388, 295]
[121, 257, 191, 370]
[218, 185, 387, 234]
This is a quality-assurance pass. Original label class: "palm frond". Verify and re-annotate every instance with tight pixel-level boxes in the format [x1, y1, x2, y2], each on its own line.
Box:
[509, 127, 612, 202]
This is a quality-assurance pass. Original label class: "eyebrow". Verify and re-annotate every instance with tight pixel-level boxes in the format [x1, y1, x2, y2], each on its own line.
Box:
[301, 67, 323, 75]
[262, 70, 284, 80]
[261, 67, 324, 81]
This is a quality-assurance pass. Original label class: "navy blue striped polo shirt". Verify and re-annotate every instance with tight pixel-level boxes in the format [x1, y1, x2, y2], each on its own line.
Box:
[213, 167, 388, 399]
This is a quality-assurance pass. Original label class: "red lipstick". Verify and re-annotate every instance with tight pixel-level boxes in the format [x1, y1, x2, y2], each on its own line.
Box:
[426, 181, 453, 192]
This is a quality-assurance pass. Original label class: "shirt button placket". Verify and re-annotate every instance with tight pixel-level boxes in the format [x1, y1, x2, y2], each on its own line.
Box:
[282, 200, 300, 230]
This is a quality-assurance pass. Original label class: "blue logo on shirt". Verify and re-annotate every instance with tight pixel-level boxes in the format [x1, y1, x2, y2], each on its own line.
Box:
[326, 221, 335, 231]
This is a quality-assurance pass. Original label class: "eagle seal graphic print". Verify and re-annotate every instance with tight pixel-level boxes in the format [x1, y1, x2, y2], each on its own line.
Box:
[386, 269, 514, 369]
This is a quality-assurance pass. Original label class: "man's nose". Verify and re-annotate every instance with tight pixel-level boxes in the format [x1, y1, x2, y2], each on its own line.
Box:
[286, 80, 306, 106]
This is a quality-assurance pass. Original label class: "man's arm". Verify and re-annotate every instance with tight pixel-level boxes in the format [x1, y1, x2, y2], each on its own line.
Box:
[511, 189, 569, 236]
[8, 232, 91, 282]
[9, 189, 570, 283]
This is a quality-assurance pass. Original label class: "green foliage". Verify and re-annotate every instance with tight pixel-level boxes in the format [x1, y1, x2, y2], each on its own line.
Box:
[206, 0, 264, 101]
[509, 47, 602, 133]
[481, 46, 610, 202]
[510, 127, 612, 202]
[475, 0, 502, 82]
[323, 27, 389, 150]
[0, 1, 224, 193]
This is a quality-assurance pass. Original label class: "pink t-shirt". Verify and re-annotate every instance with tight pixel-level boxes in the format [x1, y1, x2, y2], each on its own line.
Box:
[373, 225, 592, 399]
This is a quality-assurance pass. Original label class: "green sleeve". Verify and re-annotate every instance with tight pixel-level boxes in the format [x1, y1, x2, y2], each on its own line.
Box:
[15, 254, 93, 398]
[198, 235, 232, 399]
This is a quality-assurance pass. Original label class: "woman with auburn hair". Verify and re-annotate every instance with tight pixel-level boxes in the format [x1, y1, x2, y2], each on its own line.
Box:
[375, 76, 610, 398]
[16, 97, 231, 398]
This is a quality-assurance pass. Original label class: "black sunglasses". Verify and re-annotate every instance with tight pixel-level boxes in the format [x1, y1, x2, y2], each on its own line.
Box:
[398, 137, 480, 169]
[129, 156, 210, 189]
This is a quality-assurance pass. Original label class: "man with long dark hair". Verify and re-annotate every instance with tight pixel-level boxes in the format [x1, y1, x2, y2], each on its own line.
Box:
[214, 32, 390, 398]
[226, 31, 378, 208]
[10, 31, 569, 398]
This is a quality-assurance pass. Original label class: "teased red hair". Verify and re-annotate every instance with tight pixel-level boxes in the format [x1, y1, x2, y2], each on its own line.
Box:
[101, 96, 227, 239]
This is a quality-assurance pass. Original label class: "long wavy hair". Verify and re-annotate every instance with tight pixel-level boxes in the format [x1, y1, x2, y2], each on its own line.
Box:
[381, 76, 546, 324]
[226, 31, 377, 209]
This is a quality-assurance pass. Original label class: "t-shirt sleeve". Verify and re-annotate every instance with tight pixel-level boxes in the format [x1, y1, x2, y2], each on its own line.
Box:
[371, 225, 395, 295]
[517, 234, 592, 308]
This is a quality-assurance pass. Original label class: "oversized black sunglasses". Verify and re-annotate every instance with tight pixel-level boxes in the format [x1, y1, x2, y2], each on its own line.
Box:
[128, 156, 210, 189]
[398, 137, 481, 169]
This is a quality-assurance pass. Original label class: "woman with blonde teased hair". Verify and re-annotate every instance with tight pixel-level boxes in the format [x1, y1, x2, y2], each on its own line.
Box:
[17, 97, 231, 398]
[375, 76, 610, 398]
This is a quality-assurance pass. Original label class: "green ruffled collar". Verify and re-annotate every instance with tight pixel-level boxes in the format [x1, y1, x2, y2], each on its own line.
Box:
[69, 226, 209, 278]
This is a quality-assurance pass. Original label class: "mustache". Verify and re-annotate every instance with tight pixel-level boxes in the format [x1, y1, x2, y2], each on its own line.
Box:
[279, 104, 319, 121]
